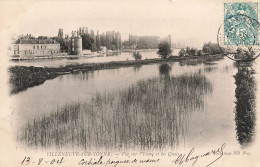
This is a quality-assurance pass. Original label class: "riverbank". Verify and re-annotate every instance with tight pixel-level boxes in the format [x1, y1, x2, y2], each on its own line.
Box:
[9, 66, 57, 94]
[9, 54, 224, 94]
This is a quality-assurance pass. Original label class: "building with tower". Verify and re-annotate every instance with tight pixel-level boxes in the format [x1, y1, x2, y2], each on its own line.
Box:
[68, 31, 82, 55]
[58, 28, 64, 38]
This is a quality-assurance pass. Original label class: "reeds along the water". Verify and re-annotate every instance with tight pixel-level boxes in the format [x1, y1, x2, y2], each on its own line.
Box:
[204, 66, 217, 73]
[18, 73, 213, 150]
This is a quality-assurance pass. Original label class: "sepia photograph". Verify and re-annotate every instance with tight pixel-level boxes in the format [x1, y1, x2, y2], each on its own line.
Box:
[0, 0, 260, 166]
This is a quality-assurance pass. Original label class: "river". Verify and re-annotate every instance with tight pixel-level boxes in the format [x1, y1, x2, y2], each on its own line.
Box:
[11, 52, 260, 150]
[10, 50, 180, 68]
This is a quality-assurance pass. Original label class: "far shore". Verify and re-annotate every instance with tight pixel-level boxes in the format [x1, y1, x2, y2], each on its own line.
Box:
[10, 49, 160, 61]
[9, 54, 224, 94]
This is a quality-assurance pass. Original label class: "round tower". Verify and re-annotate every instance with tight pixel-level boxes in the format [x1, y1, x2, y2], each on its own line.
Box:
[75, 37, 82, 55]
[70, 36, 82, 55]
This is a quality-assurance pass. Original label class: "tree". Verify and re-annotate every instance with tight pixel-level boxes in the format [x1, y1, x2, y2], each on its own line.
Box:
[100, 33, 106, 46]
[91, 42, 97, 52]
[202, 42, 221, 55]
[52, 37, 68, 52]
[96, 31, 101, 51]
[106, 32, 111, 49]
[202, 42, 211, 54]
[197, 50, 203, 56]
[189, 48, 198, 56]
[110, 44, 116, 50]
[178, 49, 186, 57]
[115, 32, 120, 50]
[157, 42, 172, 59]
[137, 36, 159, 49]
[38, 36, 48, 39]
[81, 34, 94, 50]
[122, 40, 130, 48]
[132, 51, 142, 61]
[185, 47, 197, 56]
[235, 47, 254, 60]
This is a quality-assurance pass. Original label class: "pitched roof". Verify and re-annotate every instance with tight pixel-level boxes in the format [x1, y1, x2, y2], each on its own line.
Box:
[19, 39, 59, 44]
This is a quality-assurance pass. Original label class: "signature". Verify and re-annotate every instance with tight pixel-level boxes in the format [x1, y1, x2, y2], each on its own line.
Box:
[172, 143, 226, 167]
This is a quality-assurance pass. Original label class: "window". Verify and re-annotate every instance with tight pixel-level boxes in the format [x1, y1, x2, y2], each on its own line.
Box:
[41, 46, 42, 49]
[37, 46, 39, 49]
[45, 46, 47, 49]
[33, 46, 35, 49]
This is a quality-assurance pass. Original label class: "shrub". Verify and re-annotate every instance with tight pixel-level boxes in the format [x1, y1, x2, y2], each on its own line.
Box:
[178, 49, 186, 57]
[132, 51, 142, 61]
[235, 47, 254, 60]
[197, 50, 203, 56]
[202, 42, 222, 55]
[178, 48, 201, 57]
[189, 48, 198, 56]
[157, 42, 172, 59]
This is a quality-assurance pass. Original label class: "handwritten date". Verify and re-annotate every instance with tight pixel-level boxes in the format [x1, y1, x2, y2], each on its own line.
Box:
[20, 156, 65, 165]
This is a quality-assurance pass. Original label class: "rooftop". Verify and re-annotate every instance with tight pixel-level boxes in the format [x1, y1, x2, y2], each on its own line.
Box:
[19, 39, 59, 44]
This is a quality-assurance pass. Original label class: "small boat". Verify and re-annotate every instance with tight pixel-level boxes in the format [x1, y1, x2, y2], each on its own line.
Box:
[56, 71, 71, 75]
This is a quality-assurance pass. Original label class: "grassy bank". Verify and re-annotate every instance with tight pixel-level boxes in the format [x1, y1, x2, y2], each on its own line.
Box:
[9, 54, 223, 94]
[9, 66, 57, 94]
[18, 72, 213, 150]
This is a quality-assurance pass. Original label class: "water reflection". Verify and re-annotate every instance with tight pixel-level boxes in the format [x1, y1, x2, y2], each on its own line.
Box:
[69, 71, 90, 81]
[159, 63, 172, 76]
[133, 65, 142, 73]
[204, 66, 217, 73]
[178, 56, 223, 67]
[10, 51, 161, 68]
[234, 62, 256, 147]
[14, 58, 247, 151]
[18, 68, 213, 150]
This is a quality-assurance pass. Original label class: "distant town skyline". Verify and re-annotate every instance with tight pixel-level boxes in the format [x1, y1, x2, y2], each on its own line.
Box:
[4, 0, 231, 48]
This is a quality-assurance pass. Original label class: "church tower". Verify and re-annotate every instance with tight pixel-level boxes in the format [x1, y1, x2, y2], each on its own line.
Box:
[58, 28, 64, 38]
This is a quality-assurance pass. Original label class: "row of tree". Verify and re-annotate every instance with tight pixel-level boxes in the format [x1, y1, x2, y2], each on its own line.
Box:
[122, 35, 160, 49]
[53, 30, 122, 52]
[178, 42, 222, 57]
[81, 30, 121, 52]
[178, 47, 202, 57]
[132, 41, 172, 60]
[202, 42, 222, 55]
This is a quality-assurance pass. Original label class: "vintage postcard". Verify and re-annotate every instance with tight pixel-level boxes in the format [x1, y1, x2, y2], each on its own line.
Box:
[0, 0, 260, 166]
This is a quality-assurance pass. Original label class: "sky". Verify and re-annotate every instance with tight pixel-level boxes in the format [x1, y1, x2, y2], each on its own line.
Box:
[1, 0, 256, 47]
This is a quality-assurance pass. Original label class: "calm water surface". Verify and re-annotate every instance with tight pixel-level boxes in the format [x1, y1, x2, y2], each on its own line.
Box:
[10, 50, 180, 68]
[12, 56, 259, 150]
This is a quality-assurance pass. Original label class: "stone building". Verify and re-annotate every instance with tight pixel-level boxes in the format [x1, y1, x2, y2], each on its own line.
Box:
[9, 39, 60, 59]
[9, 44, 19, 56]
